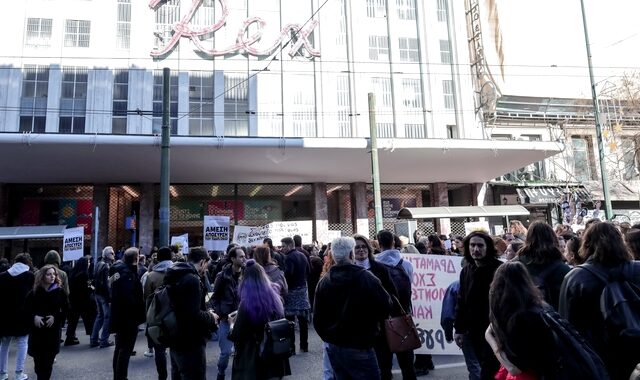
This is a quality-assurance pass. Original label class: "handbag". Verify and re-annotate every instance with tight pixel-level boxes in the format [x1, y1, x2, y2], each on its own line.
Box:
[384, 295, 422, 353]
[259, 318, 295, 360]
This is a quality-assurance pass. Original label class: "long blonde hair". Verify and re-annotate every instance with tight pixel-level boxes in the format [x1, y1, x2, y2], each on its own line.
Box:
[321, 248, 334, 277]
[34, 264, 60, 291]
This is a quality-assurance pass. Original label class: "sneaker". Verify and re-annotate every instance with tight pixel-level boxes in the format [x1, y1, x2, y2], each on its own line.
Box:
[99, 341, 115, 348]
[143, 349, 154, 358]
[0, 372, 7, 380]
[64, 337, 80, 346]
[14, 372, 27, 380]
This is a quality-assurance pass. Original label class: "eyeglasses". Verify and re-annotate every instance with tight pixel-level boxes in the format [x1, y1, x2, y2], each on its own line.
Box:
[354, 245, 368, 250]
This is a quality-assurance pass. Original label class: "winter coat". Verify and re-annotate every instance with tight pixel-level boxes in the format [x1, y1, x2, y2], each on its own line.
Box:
[368, 260, 401, 316]
[25, 284, 68, 358]
[515, 254, 571, 310]
[284, 249, 310, 289]
[143, 260, 173, 309]
[228, 302, 291, 380]
[0, 264, 35, 337]
[560, 259, 640, 379]
[454, 258, 502, 337]
[314, 264, 392, 349]
[263, 263, 288, 300]
[211, 264, 241, 318]
[164, 262, 217, 349]
[376, 249, 414, 281]
[44, 251, 69, 295]
[93, 259, 112, 300]
[68, 269, 92, 313]
[109, 262, 145, 334]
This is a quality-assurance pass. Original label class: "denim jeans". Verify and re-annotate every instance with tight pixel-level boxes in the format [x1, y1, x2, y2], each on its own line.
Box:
[462, 333, 481, 380]
[322, 342, 335, 380]
[90, 294, 111, 345]
[326, 343, 381, 380]
[0, 335, 28, 375]
[216, 320, 233, 377]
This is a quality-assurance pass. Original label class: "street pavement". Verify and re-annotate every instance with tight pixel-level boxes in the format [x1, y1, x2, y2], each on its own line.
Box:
[8, 325, 469, 379]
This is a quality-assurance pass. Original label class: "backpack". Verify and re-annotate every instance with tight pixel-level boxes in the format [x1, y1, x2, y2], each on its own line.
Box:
[386, 259, 412, 313]
[539, 308, 610, 380]
[146, 285, 179, 347]
[580, 263, 640, 347]
[258, 318, 295, 360]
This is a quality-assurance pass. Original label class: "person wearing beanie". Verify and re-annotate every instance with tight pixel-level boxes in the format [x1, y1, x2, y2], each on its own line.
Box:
[42, 251, 69, 296]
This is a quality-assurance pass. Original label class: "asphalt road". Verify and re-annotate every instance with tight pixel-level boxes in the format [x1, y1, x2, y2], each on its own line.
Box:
[7, 325, 469, 379]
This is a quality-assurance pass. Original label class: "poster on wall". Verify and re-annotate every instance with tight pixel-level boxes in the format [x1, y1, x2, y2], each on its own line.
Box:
[402, 253, 464, 355]
[203, 216, 230, 252]
[63, 226, 84, 262]
[170, 233, 190, 254]
[382, 198, 417, 218]
[207, 200, 244, 224]
[170, 201, 203, 222]
[244, 200, 282, 221]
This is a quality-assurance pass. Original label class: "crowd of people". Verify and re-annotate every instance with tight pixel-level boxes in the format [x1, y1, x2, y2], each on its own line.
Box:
[0, 220, 638, 380]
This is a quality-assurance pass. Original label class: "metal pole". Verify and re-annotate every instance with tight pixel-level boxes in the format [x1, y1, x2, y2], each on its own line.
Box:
[159, 68, 171, 246]
[580, 0, 613, 220]
[368, 93, 383, 233]
[92, 206, 99, 265]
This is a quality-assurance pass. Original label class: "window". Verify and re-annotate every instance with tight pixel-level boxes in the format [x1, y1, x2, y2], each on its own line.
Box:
[64, 20, 91, 47]
[154, 0, 180, 49]
[376, 123, 394, 138]
[440, 40, 451, 64]
[396, 0, 416, 20]
[116, 0, 131, 49]
[366, 0, 386, 18]
[369, 36, 389, 61]
[405, 124, 424, 138]
[519, 135, 545, 180]
[437, 0, 448, 22]
[621, 138, 639, 180]
[112, 70, 128, 134]
[399, 38, 419, 62]
[402, 79, 422, 109]
[372, 77, 392, 108]
[59, 67, 88, 134]
[25, 18, 52, 48]
[336, 0, 347, 46]
[446, 125, 458, 139]
[336, 75, 350, 137]
[442, 79, 454, 109]
[292, 76, 316, 137]
[224, 75, 249, 136]
[153, 72, 178, 135]
[572, 136, 596, 181]
[189, 72, 215, 136]
[20, 65, 49, 133]
[192, 0, 215, 27]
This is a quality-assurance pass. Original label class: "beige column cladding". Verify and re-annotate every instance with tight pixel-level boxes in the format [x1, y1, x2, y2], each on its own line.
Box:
[351, 182, 370, 237]
[139, 183, 155, 254]
[430, 182, 451, 236]
[313, 183, 329, 245]
[92, 184, 110, 254]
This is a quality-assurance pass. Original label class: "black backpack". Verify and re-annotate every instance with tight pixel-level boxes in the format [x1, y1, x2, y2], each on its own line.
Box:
[259, 318, 295, 360]
[539, 308, 610, 380]
[580, 263, 640, 347]
[146, 285, 179, 347]
[386, 259, 412, 313]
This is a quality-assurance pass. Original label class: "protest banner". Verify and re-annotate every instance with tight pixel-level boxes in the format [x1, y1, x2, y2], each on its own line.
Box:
[170, 233, 189, 254]
[268, 220, 313, 244]
[203, 216, 230, 252]
[233, 225, 270, 247]
[62, 226, 84, 261]
[464, 221, 490, 235]
[402, 253, 464, 355]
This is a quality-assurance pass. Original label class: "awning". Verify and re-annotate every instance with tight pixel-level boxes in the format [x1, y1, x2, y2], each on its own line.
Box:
[397, 205, 530, 219]
[583, 181, 640, 202]
[516, 186, 591, 204]
[0, 225, 67, 240]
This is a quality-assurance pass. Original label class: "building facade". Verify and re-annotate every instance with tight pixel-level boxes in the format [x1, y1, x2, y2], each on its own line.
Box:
[0, 0, 559, 260]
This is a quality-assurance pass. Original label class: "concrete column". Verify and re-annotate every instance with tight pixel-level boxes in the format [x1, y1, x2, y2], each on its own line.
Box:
[431, 182, 451, 235]
[471, 182, 486, 206]
[0, 184, 8, 226]
[92, 184, 110, 254]
[139, 183, 155, 253]
[312, 183, 328, 245]
[351, 182, 370, 237]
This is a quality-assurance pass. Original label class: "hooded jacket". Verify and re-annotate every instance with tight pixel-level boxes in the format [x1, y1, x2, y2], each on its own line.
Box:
[376, 249, 414, 281]
[164, 262, 217, 349]
[143, 260, 173, 308]
[313, 264, 392, 349]
[44, 250, 69, 295]
[0, 263, 35, 337]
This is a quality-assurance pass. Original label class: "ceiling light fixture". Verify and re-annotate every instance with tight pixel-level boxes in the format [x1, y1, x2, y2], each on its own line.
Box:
[121, 186, 139, 198]
[250, 185, 263, 197]
[169, 185, 178, 198]
[285, 185, 304, 197]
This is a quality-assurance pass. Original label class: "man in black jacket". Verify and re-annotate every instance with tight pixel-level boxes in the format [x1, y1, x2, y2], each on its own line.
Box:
[281, 237, 311, 352]
[211, 246, 245, 380]
[90, 246, 115, 348]
[314, 236, 392, 379]
[454, 231, 502, 380]
[110, 248, 146, 380]
[165, 247, 218, 380]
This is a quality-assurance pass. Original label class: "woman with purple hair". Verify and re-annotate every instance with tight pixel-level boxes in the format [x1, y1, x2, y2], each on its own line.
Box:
[229, 259, 291, 379]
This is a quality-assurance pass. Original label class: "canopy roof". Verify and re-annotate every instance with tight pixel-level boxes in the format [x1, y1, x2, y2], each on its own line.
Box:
[0, 225, 67, 240]
[397, 205, 530, 219]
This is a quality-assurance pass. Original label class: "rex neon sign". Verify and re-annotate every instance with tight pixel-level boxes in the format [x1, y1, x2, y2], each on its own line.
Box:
[149, 0, 320, 59]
